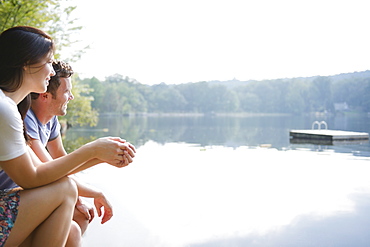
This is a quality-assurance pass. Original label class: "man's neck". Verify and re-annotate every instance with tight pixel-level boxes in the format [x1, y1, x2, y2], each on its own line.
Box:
[30, 106, 54, 125]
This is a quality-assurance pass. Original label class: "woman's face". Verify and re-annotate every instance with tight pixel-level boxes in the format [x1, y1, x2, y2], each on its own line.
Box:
[24, 55, 56, 93]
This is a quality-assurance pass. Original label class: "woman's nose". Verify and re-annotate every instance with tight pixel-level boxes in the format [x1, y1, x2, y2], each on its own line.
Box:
[50, 67, 56, 77]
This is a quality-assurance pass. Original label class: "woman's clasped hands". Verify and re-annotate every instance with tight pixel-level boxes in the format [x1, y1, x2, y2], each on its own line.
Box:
[90, 137, 136, 167]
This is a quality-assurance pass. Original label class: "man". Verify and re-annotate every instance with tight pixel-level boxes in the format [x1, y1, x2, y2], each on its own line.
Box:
[26, 61, 74, 161]
[25, 61, 112, 247]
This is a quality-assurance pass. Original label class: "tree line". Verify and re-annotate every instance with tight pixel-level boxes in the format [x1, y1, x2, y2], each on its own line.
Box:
[77, 71, 370, 116]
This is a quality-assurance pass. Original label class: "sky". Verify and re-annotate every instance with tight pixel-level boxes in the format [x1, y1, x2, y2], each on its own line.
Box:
[63, 0, 370, 85]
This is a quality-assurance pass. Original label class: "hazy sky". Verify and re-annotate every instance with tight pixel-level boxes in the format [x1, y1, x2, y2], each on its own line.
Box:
[65, 0, 370, 85]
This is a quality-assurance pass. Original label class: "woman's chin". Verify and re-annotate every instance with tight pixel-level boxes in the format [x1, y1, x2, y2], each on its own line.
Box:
[32, 88, 47, 94]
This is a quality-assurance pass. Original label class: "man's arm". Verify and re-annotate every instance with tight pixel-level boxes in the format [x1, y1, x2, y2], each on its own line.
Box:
[70, 177, 113, 224]
[29, 136, 100, 171]
[29, 135, 66, 162]
[46, 135, 67, 159]
[29, 138, 54, 162]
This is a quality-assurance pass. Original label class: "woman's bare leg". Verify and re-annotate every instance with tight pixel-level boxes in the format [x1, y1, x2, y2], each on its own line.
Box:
[19, 213, 82, 247]
[4, 177, 78, 247]
[65, 221, 82, 247]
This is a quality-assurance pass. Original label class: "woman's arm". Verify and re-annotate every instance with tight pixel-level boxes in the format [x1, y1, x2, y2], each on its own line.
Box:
[67, 158, 101, 175]
[0, 137, 129, 189]
[68, 141, 136, 175]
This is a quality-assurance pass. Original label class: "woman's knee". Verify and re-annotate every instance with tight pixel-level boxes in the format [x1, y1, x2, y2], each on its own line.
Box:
[5, 178, 78, 246]
[56, 177, 78, 202]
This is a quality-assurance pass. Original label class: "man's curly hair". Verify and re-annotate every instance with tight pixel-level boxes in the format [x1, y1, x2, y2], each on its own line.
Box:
[31, 60, 74, 100]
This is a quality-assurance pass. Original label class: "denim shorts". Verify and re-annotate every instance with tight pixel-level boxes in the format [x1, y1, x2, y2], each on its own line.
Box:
[0, 189, 20, 247]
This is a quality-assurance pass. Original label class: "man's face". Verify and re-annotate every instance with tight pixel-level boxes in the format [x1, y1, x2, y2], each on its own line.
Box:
[48, 77, 74, 116]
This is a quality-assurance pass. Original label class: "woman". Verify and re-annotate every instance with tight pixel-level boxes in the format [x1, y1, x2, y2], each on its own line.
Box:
[0, 26, 135, 246]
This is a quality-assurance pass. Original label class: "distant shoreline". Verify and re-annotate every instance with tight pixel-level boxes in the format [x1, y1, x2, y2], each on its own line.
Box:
[99, 112, 293, 117]
[98, 111, 366, 117]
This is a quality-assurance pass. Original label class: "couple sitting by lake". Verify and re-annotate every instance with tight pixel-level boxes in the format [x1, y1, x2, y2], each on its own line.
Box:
[0, 26, 136, 247]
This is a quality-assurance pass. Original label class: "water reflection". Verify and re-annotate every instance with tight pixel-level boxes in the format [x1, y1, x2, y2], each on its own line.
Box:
[67, 115, 370, 246]
[66, 115, 306, 148]
[79, 142, 370, 247]
[191, 193, 370, 247]
[65, 114, 370, 152]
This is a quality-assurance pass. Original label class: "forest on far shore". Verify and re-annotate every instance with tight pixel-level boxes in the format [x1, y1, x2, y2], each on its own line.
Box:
[77, 70, 370, 117]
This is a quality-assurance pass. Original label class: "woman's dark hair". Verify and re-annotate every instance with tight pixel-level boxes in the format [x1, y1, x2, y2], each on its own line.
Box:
[0, 26, 55, 92]
[17, 94, 31, 142]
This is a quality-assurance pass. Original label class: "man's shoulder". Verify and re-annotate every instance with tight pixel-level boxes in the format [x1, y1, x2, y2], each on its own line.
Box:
[25, 109, 38, 124]
[49, 115, 60, 125]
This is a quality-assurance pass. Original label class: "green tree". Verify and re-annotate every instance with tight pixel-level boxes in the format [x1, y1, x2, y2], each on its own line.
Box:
[243, 81, 278, 113]
[205, 85, 238, 113]
[0, 1, 97, 126]
[309, 76, 333, 112]
[343, 78, 369, 112]
[81, 77, 105, 110]
[235, 87, 260, 112]
[103, 74, 147, 114]
[0, 0, 84, 60]
[176, 82, 210, 113]
[361, 79, 370, 112]
[0, 0, 53, 31]
[284, 81, 307, 114]
[150, 83, 187, 113]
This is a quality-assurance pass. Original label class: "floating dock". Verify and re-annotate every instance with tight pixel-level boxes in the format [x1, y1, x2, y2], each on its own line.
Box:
[289, 129, 369, 145]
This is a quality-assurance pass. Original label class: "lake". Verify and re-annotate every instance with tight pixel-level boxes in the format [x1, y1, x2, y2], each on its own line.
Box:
[64, 114, 370, 247]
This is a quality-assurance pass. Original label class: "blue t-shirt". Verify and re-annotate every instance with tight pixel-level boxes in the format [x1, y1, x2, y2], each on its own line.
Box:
[24, 109, 60, 146]
[0, 173, 18, 190]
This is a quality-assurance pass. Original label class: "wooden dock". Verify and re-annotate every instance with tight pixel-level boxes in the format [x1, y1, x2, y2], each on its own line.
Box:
[289, 129, 369, 145]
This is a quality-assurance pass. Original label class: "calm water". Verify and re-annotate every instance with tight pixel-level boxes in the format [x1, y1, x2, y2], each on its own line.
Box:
[64, 114, 370, 247]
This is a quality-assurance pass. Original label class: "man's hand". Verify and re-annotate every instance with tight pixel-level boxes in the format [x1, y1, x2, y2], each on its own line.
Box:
[91, 137, 136, 167]
[94, 194, 113, 224]
[76, 197, 95, 223]
[107, 138, 136, 168]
